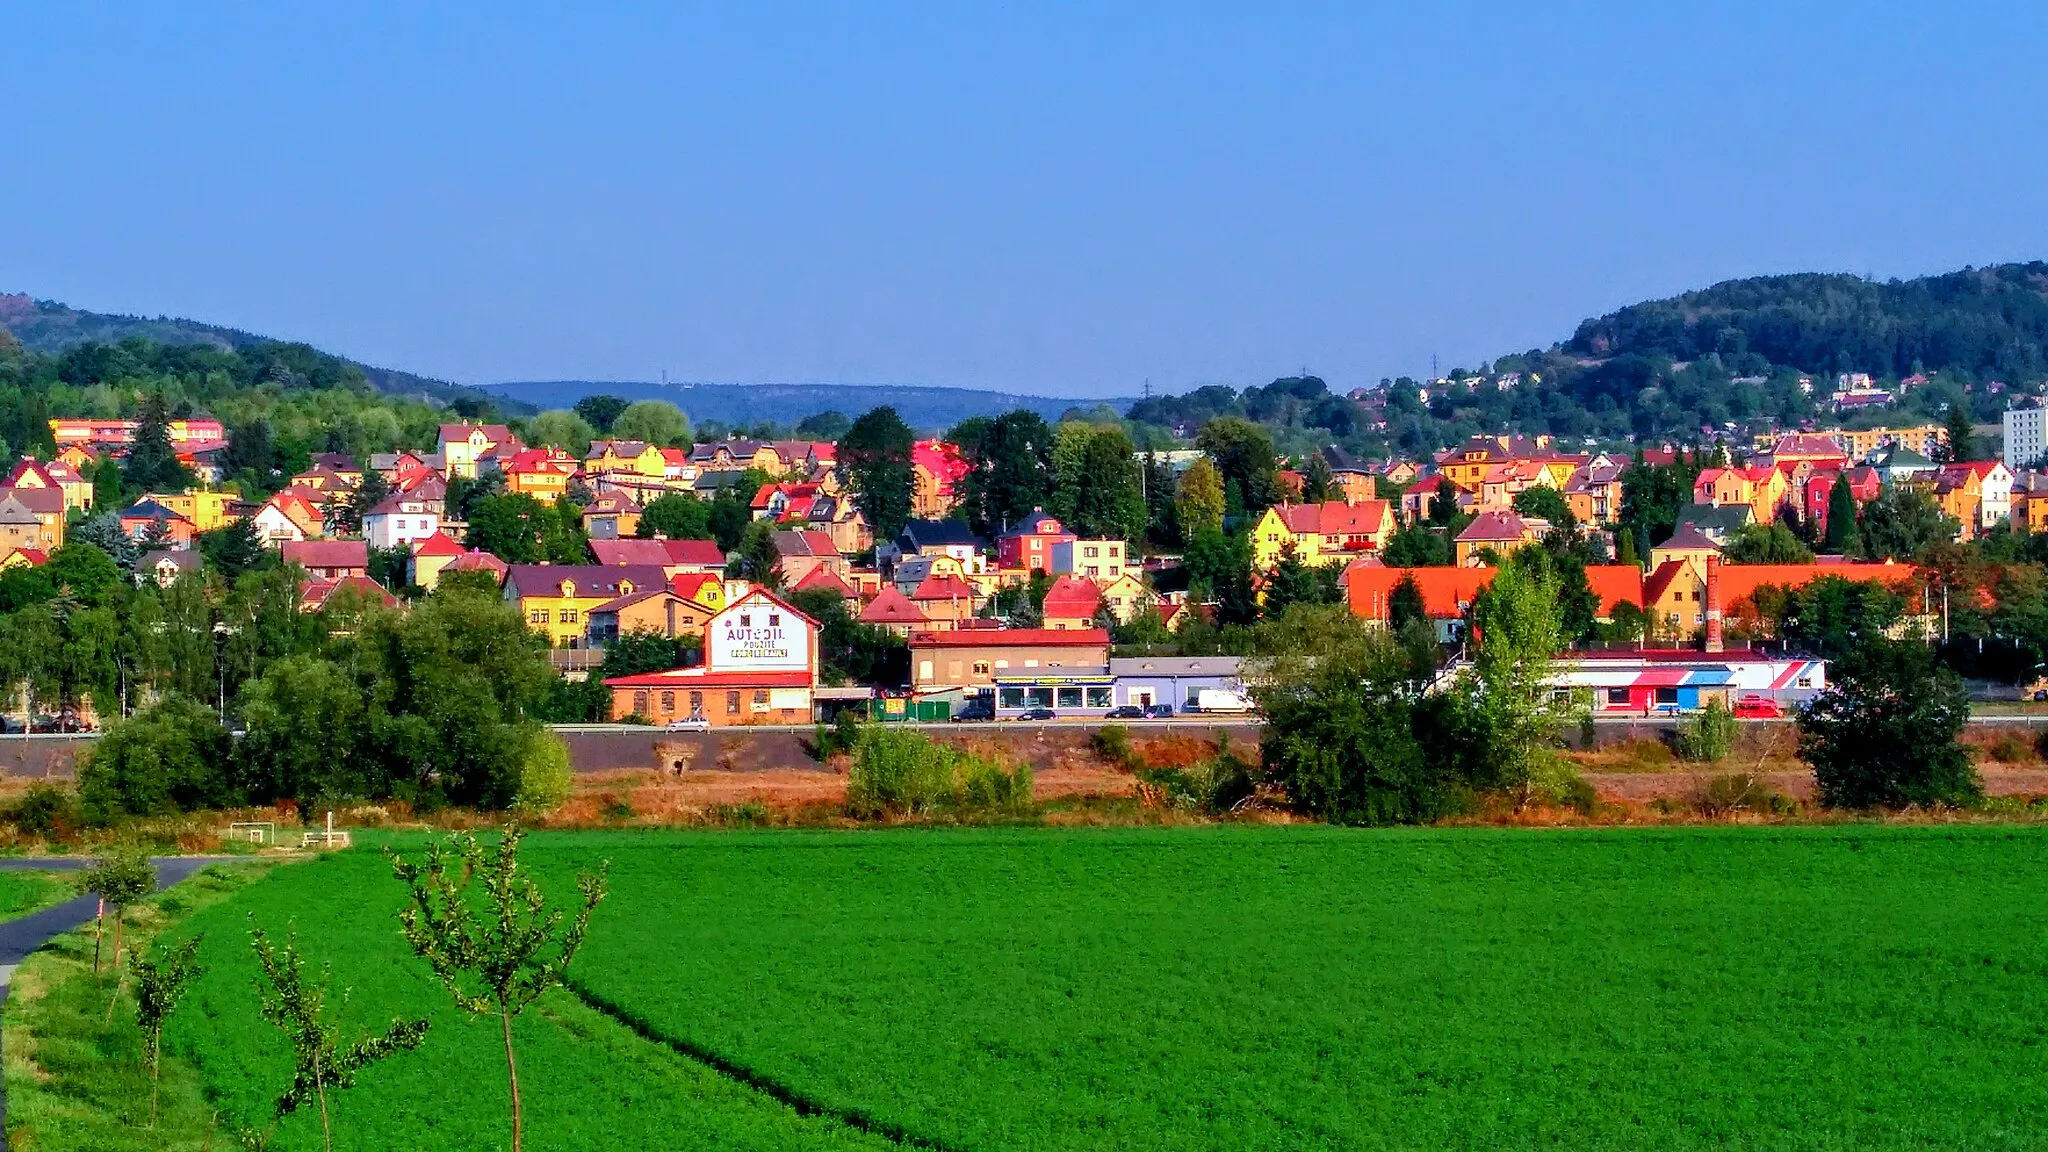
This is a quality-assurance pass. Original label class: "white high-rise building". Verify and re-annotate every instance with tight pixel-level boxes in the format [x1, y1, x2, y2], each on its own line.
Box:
[2003, 407, 2048, 469]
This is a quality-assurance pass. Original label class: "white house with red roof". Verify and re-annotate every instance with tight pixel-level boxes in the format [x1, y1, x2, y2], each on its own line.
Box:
[604, 587, 819, 725]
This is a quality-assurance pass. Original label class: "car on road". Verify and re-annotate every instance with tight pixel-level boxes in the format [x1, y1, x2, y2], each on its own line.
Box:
[1015, 707, 1057, 721]
[1145, 703, 1176, 720]
[664, 715, 710, 732]
[1103, 705, 1147, 720]
[950, 698, 996, 723]
[1731, 695, 1784, 719]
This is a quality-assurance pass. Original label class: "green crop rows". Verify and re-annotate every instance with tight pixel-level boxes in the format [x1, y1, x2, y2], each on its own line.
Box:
[167, 826, 2048, 1150]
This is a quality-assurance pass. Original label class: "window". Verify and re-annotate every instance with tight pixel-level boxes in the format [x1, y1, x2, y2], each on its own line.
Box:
[1185, 686, 1201, 706]
[689, 691, 703, 713]
[1057, 687, 1084, 709]
[769, 613, 781, 627]
[999, 687, 1026, 708]
[994, 659, 1009, 670]
[633, 690, 649, 715]
[753, 690, 769, 708]
[660, 691, 674, 712]
[1086, 687, 1112, 708]
[739, 614, 751, 628]
[1024, 659, 1038, 668]
[1084, 545, 1099, 558]
[1606, 688, 1629, 704]
[533, 609, 551, 624]
[972, 661, 991, 676]
[726, 691, 741, 714]
[948, 660, 963, 680]
[1654, 687, 1679, 705]
[1026, 687, 1054, 708]
[562, 609, 580, 624]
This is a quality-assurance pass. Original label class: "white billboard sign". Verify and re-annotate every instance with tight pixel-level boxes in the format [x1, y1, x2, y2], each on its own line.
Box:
[707, 597, 812, 673]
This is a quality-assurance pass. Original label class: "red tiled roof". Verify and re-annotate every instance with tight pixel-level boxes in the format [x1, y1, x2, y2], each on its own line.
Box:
[669, 572, 722, 601]
[859, 586, 929, 624]
[589, 539, 674, 567]
[661, 539, 726, 567]
[282, 540, 369, 569]
[907, 628, 1109, 648]
[1454, 510, 1530, 543]
[1349, 565, 1644, 620]
[909, 573, 977, 602]
[792, 566, 857, 598]
[410, 530, 465, 557]
[1039, 574, 1103, 618]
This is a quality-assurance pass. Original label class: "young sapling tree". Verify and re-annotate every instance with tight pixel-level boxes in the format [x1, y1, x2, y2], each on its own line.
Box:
[131, 935, 204, 1127]
[251, 924, 431, 1152]
[388, 825, 606, 1152]
[81, 850, 155, 974]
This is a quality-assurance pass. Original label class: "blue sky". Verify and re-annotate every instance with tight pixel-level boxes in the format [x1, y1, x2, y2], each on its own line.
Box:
[3, 3, 2044, 397]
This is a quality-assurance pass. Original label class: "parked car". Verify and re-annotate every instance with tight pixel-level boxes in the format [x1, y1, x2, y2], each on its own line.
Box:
[1731, 695, 1784, 719]
[950, 698, 996, 723]
[1103, 705, 1147, 720]
[1015, 707, 1057, 721]
[1144, 703, 1176, 720]
[664, 715, 710, 732]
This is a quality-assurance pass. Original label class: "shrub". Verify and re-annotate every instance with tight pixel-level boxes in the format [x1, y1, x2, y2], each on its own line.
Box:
[599, 795, 636, 820]
[1559, 775, 1599, 816]
[5, 784, 78, 839]
[712, 799, 770, 826]
[809, 710, 864, 762]
[845, 729, 956, 818]
[513, 730, 574, 817]
[1691, 772, 1794, 818]
[957, 755, 1034, 815]
[1140, 751, 1255, 814]
[78, 694, 235, 821]
[1986, 733, 2034, 764]
[1090, 725, 1135, 768]
[1674, 700, 1738, 763]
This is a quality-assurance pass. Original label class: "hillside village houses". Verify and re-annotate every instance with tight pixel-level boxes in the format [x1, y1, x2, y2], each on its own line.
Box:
[9, 393, 2048, 723]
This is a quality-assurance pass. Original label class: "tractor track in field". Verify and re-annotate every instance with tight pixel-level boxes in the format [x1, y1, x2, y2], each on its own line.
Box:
[563, 976, 972, 1152]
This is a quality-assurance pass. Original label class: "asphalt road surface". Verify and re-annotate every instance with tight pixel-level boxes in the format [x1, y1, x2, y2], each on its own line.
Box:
[0, 857, 220, 1150]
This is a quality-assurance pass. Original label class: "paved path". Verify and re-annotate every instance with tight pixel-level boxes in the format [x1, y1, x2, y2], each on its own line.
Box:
[0, 857, 222, 1150]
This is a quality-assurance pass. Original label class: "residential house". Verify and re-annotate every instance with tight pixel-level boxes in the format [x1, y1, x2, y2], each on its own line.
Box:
[1833, 424, 1946, 461]
[498, 448, 578, 499]
[908, 572, 978, 630]
[1040, 575, 1104, 629]
[771, 529, 846, 589]
[143, 490, 241, 532]
[908, 628, 1111, 693]
[1797, 469, 1880, 541]
[1050, 538, 1131, 579]
[2014, 473, 2048, 534]
[1675, 502, 1755, 543]
[751, 481, 825, 523]
[581, 493, 642, 540]
[362, 492, 443, 549]
[1941, 460, 2013, 532]
[1563, 460, 1625, 525]
[998, 509, 1076, 573]
[300, 575, 399, 612]
[504, 564, 670, 649]
[0, 547, 44, 572]
[138, 549, 201, 587]
[1317, 446, 1380, 503]
[1691, 465, 1791, 526]
[1252, 500, 1397, 570]
[603, 588, 821, 726]
[1399, 473, 1466, 523]
[892, 519, 987, 573]
[1653, 559, 1918, 642]
[859, 587, 931, 638]
[252, 489, 323, 545]
[910, 440, 968, 519]
[49, 417, 225, 448]
[117, 499, 192, 549]
[282, 540, 369, 581]
[586, 588, 719, 645]
[407, 530, 468, 588]
[438, 423, 522, 479]
[5, 458, 93, 513]
[791, 564, 860, 607]
[1453, 510, 1537, 567]
[0, 487, 66, 552]
[585, 439, 668, 479]
[1347, 564, 1645, 641]
[659, 538, 728, 575]
[1870, 445, 1938, 484]
[1650, 523, 1723, 571]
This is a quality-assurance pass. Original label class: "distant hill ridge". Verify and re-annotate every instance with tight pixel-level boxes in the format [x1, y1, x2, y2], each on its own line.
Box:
[487, 380, 1135, 431]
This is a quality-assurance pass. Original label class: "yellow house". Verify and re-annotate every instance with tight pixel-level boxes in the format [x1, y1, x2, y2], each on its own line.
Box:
[503, 564, 669, 648]
[1453, 510, 1538, 567]
[0, 488, 65, 552]
[143, 490, 241, 532]
[585, 439, 668, 479]
[1098, 571, 1154, 624]
[438, 423, 521, 479]
[4, 458, 95, 513]
[1252, 500, 1396, 569]
[500, 448, 577, 499]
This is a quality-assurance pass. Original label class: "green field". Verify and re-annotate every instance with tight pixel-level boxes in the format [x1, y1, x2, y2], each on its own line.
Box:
[156, 826, 2048, 1150]
[0, 868, 77, 920]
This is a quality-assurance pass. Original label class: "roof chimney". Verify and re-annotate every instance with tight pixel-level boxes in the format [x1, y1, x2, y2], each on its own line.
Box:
[1703, 556, 1724, 653]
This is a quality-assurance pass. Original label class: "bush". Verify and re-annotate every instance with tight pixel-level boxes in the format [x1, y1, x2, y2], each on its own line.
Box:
[78, 695, 235, 822]
[957, 755, 1034, 815]
[1090, 725, 1135, 767]
[810, 710, 864, 762]
[1986, 733, 2034, 764]
[845, 729, 956, 818]
[1691, 772, 1794, 818]
[1139, 751, 1256, 814]
[1800, 638, 1980, 809]
[514, 730, 575, 817]
[1674, 700, 1738, 763]
[4, 784, 78, 839]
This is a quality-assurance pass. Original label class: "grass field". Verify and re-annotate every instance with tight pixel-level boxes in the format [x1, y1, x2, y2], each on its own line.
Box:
[148, 826, 2048, 1150]
[0, 868, 78, 920]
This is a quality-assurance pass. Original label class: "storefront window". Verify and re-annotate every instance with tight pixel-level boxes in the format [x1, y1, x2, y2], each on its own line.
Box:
[1026, 687, 1054, 708]
[1056, 687, 1084, 709]
[999, 687, 1025, 708]
[1086, 687, 1112, 708]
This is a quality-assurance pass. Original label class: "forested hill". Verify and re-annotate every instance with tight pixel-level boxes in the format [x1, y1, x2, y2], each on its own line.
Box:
[1127, 261, 2048, 456]
[490, 379, 1133, 432]
[0, 293, 514, 413]
[1568, 263, 2048, 381]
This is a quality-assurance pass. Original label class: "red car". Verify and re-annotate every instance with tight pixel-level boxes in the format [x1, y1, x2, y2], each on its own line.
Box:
[1731, 695, 1783, 719]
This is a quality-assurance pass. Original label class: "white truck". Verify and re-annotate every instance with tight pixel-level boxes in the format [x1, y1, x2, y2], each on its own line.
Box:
[1192, 688, 1254, 715]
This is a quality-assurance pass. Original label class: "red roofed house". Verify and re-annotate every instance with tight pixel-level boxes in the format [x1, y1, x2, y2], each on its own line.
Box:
[911, 440, 969, 519]
[1348, 565, 1645, 640]
[1039, 574, 1104, 629]
[0, 486, 66, 552]
[407, 530, 468, 588]
[1800, 467, 1882, 541]
[299, 575, 399, 612]
[1251, 499, 1396, 570]
[581, 493, 642, 540]
[858, 586, 930, 638]
[252, 489, 324, 545]
[908, 572, 978, 630]
[908, 627, 1111, 692]
[660, 538, 727, 575]
[1653, 559, 1918, 642]
[997, 509, 1075, 573]
[1399, 473, 1467, 523]
[772, 529, 846, 589]
[589, 538, 677, 569]
[604, 587, 820, 726]
[438, 423, 522, 479]
[282, 540, 370, 581]
[791, 564, 859, 605]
